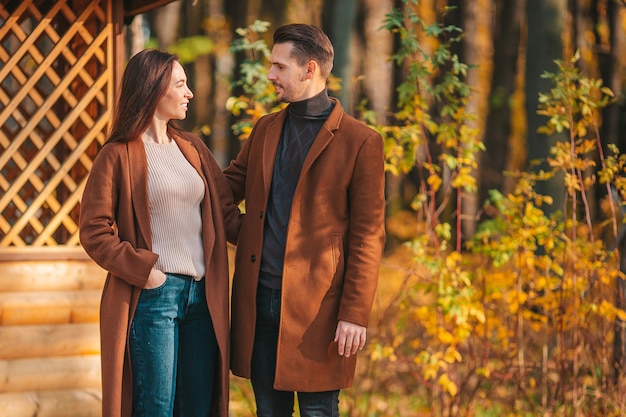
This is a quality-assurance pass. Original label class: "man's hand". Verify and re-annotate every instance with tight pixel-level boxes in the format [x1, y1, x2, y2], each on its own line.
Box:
[334, 320, 367, 357]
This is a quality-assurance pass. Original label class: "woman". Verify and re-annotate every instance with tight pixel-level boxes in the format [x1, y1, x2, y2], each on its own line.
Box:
[79, 49, 239, 417]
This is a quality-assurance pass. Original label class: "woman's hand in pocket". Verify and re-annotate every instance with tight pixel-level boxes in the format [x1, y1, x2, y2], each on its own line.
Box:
[144, 269, 166, 289]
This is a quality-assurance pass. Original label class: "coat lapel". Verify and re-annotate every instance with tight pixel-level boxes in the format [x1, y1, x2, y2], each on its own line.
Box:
[127, 139, 152, 250]
[262, 111, 287, 194]
[300, 98, 343, 178]
[173, 134, 202, 174]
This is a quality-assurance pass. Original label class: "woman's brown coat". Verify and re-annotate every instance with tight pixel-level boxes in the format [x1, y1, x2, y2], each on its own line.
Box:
[79, 131, 240, 417]
[224, 99, 385, 391]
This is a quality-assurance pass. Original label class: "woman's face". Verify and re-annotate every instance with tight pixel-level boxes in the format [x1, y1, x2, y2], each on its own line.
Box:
[155, 61, 193, 121]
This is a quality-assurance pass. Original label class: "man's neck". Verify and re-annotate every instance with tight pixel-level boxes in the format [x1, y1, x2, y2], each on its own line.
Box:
[289, 89, 332, 116]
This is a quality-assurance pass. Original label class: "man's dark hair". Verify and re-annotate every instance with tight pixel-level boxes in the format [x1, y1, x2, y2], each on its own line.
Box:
[273, 23, 334, 78]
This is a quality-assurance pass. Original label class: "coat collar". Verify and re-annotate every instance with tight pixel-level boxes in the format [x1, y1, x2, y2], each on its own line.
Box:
[261, 97, 344, 191]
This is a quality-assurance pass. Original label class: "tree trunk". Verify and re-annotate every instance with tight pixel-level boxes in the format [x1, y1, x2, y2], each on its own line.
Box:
[604, 0, 626, 390]
[525, 0, 567, 212]
[260, 0, 289, 29]
[459, 0, 492, 240]
[600, 0, 624, 150]
[616, 228, 626, 387]
[127, 14, 145, 58]
[322, 0, 358, 109]
[204, 0, 236, 167]
[224, 0, 250, 161]
[153, 1, 182, 49]
[479, 0, 523, 209]
[360, 0, 393, 123]
[181, 1, 207, 135]
[359, 0, 398, 248]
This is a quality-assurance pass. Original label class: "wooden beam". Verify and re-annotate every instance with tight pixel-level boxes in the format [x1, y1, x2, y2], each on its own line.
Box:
[0, 389, 101, 417]
[0, 246, 92, 261]
[0, 355, 101, 392]
[0, 290, 101, 325]
[0, 260, 105, 292]
[0, 323, 99, 359]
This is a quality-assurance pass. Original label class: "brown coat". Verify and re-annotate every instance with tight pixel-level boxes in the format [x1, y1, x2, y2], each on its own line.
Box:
[224, 99, 385, 391]
[79, 130, 240, 417]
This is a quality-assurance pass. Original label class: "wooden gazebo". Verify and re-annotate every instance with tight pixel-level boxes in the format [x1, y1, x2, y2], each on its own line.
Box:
[0, 1, 176, 415]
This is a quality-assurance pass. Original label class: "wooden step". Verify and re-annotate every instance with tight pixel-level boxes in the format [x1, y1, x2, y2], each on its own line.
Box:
[0, 389, 101, 417]
[0, 355, 101, 392]
[0, 260, 105, 292]
[0, 323, 100, 359]
[0, 252, 106, 415]
[0, 290, 101, 325]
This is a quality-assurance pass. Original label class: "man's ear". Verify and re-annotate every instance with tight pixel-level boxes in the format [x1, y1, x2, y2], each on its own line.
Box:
[305, 60, 317, 79]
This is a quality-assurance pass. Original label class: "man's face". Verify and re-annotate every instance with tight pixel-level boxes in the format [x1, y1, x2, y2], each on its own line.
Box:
[268, 42, 309, 103]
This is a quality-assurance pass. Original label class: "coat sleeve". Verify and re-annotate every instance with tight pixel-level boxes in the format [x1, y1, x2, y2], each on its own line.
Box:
[79, 144, 157, 288]
[338, 128, 386, 327]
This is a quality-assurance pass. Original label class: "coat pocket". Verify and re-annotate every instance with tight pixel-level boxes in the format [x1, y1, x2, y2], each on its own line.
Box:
[330, 233, 345, 290]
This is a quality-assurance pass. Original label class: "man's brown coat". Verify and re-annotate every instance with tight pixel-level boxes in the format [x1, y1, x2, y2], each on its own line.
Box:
[224, 99, 385, 391]
[79, 131, 240, 417]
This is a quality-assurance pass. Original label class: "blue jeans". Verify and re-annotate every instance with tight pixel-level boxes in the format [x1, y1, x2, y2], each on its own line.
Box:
[129, 273, 217, 417]
[251, 284, 340, 417]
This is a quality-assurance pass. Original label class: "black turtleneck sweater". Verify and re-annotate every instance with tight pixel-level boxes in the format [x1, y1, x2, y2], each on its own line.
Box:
[259, 89, 335, 289]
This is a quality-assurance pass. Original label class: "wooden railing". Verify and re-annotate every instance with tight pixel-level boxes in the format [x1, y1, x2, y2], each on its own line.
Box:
[0, 1, 115, 415]
[0, 0, 113, 247]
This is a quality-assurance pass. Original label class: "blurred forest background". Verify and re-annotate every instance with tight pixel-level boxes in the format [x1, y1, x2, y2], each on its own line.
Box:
[127, 0, 626, 416]
[129, 0, 625, 232]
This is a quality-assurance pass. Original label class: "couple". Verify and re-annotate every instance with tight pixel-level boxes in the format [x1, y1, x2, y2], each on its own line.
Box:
[79, 23, 385, 417]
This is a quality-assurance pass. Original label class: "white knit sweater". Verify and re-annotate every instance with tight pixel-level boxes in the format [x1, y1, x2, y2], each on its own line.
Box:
[144, 140, 206, 280]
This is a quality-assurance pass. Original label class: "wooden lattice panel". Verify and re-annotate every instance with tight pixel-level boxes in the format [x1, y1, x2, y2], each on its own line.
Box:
[0, 0, 113, 247]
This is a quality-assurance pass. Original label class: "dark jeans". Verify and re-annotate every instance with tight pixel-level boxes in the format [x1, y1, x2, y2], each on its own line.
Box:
[129, 273, 217, 417]
[251, 283, 340, 417]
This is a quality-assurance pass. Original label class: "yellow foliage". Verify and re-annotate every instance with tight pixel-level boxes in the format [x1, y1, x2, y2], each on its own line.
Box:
[370, 343, 398, 362]
[427, 174, 442, 192]
[443, 347, 462, 364]
[476, 367, 491, 378]
[438, 330, 456, 344]
[438, 373, 458, 397]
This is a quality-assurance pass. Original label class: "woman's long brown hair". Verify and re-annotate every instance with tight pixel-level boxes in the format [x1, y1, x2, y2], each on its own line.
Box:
[107, 49, 178, 143]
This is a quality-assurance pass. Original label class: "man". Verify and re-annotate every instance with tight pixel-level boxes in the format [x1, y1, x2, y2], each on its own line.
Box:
[224, 23, 386, 417]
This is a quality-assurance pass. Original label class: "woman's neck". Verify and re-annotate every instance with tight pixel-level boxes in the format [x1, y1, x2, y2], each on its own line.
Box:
[142, 123, 171, 144]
